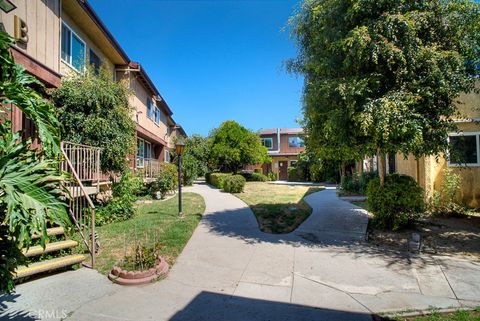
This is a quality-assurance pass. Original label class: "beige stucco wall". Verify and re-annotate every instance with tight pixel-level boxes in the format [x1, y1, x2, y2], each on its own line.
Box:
[59, 11, 115, 76]
[0, 0, 61, 73]
[127, 76, 168, 141]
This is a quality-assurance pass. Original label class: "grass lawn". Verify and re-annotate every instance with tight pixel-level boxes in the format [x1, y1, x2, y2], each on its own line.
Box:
[390, 307, 480, 321]
[95, 192, 205, 275]
[234, 182, 324, 234]
[351, 200, 369, 210]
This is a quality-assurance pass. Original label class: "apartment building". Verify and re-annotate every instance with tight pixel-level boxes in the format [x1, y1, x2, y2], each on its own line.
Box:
[259, 128, 305, 180]
[0, 0, 186, 174]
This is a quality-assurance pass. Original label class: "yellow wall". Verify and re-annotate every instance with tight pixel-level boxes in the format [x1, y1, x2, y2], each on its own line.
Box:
[0, 0, 61, 73]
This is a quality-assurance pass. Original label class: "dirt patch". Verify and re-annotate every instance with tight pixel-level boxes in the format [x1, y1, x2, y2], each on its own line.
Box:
[368, 215, 480, 259]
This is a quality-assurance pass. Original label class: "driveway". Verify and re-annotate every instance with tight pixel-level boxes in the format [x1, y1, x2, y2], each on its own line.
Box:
[2, 183, 480, 321]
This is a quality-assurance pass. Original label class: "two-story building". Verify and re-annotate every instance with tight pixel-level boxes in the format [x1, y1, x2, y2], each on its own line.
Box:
[259, 128, 305, 180]
[0, 0, 186, 177]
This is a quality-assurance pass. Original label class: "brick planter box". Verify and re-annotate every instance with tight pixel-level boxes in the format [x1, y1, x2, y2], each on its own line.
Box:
[108, 256, 169, 286]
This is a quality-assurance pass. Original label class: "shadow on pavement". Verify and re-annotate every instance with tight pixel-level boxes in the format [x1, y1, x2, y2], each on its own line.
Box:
[170, 291, 374, 321]
[0, 293, 38, 320]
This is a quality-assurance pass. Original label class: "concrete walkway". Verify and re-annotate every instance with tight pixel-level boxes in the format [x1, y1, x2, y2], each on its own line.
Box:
[1, 183, 480, 321]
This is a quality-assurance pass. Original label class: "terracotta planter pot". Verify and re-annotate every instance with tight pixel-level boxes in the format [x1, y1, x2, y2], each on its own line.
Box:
[108, 256, 169, 285]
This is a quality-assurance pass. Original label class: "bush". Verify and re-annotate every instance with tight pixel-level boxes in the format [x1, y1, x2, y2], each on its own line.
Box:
[150, 163, 178, 199]
[207, 172, 231, 188]
[340, 172, 378, 194]
[96, 196, 136, 226]
[431, 168, 465, 215]
[367, 174, 425, 230]
[287, 166, 305, 182]
[222, 175, 246, 193]
[112, 170, 147, 197]
[267, 172, 277, 181]
[240, 172, 268, 182]
[254, 168, 262, 174]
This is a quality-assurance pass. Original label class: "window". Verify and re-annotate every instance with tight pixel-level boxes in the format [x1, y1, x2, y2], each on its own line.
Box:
[61, 23, 85, 72]
[448, 133, 480, 166]
[165, 150, 170, 163]
[288, 136, 305, 148]
[89, 49, 101, 73]
[147, 98, 155, 120]
[290, 160, 298, 167]
[137, 138, 153, 168]
[155, 106, 161, 125]
[261, 138, 273, 149]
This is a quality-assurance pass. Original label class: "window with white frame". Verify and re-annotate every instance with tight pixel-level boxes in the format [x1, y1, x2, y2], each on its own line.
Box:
[61, 22, 86, 72]
[137, 138, 153, 168]
[290, 160, 298, 167]
[448, 133, 480, 166]
[261, 138, 273, 149]
[146, 98, 155, 120]
[288, 136, 305, 148]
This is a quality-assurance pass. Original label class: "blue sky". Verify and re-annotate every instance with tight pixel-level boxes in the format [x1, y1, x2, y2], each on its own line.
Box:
[89, 0, 303, 136]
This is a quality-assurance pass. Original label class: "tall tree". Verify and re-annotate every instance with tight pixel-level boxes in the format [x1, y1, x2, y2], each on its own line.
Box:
[171, 134, 210, 185]
[289, 0, 480, 185]
[53, 67, 136, 173]
[209, 120, 269, 173]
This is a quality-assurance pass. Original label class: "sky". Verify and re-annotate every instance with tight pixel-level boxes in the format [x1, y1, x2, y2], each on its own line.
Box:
[89, 0, 304, 136]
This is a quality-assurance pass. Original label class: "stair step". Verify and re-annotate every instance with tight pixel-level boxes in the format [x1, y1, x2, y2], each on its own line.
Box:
[14, 254, 85, 279]
[68, 185, 98, 196]
[22, 240, 79, 257]
[31, 227, 65, 240]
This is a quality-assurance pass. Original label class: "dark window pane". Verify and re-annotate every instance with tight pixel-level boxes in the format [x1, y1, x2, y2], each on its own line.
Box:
[89, 49, 101, 73]
[61, 24, 71, 62]
[449, 135, 478, 164]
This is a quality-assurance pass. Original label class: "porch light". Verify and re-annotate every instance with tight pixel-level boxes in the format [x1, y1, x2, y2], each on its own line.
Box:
[175, 141, 185, 155]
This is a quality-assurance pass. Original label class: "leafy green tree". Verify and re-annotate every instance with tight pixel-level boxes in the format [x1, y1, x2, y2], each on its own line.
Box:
[209, 120, 270, 173]
[0, 32, 69, 292]
[289, 0, 480, 185]
[171, 134, 210, 185]
[53, 67, 136, 173]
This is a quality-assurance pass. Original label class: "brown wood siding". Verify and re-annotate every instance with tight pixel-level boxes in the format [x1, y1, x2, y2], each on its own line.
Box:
[1, 0, 61, 74]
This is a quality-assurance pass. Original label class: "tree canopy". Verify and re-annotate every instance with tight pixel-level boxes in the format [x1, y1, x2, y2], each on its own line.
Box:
[53, 67, 136, 173]
[289, 0, 480, 182]
[171, 134, 210, 185]
[209, 120, 270, 173]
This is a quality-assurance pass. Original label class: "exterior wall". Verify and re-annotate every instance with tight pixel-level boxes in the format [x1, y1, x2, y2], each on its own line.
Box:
[60, 11, 115, 76]
[0, 0, 61, 74]
[270, 155, 300, 177]
[262, 134, 278, 151]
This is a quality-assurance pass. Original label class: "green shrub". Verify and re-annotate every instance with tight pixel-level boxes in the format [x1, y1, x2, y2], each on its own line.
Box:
[112, 170, 147, 197]
[208, 172, 231, 188]
[150, 163, 178, 199]
[240, 172, 268, 182]
[431, 168, 465, 215]
[254, 168, 262, 174]
[340, 172, 378, 194]
[367, 174, 425, 230]
[267, 172, 277, 181]
[96, 195, 136, 226]
[288, 166, 305, 182]
[96, 171, 140, 226]
[222, 175, 246, 193]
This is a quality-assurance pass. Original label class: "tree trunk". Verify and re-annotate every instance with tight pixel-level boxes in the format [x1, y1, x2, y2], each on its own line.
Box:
[339, 161, 346, 179]
[377, 148, 385, 186]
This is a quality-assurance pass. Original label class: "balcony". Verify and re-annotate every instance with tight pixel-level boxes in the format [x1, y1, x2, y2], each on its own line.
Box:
[137, 158, 162, 181]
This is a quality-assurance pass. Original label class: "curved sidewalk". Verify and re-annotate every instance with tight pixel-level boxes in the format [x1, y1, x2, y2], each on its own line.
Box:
[3, 183, 479, 321]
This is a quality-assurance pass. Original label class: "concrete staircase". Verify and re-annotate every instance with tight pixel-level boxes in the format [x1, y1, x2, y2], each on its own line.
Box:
[14, 227, 85, 279]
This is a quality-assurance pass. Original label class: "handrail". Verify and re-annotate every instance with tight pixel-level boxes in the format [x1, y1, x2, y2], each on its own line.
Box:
[60, 141, 98, 269]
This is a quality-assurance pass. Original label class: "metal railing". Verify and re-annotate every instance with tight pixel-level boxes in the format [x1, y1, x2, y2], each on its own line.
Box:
[60, 141, 101, 268]
[137, 158, 162, 180]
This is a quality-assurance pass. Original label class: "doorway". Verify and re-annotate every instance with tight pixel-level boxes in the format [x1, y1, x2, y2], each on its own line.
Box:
[278, 161, 288, 180]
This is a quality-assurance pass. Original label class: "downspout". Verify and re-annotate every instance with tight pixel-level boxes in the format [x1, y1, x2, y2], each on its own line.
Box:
[273, 128, 280, 153]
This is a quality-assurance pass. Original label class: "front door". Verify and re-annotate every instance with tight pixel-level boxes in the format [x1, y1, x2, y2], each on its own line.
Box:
[278, 161, 288, 180]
